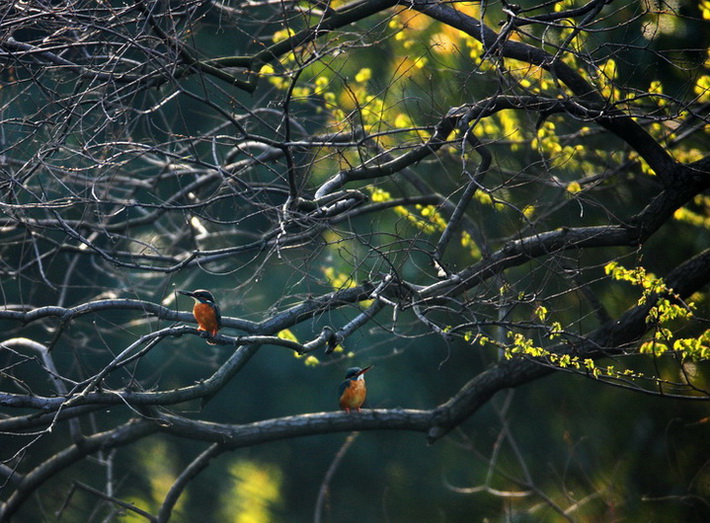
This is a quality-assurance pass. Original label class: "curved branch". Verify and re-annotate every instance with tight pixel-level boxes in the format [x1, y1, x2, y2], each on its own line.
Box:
[0, 298, 258, 333]
[427, 246, 710, 442]
[421, 157, 710, 299]
[155, 237, 710, 447]
[0, 419, 158, 521]
[156, 408, 433, 447]
[434, 136, 491, 261]
[410, 0, 680, 184]
[157, 444, 224, 523]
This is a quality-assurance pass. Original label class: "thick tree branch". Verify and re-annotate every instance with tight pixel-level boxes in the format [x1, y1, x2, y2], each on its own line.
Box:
[427, 246, 710, 441]
[144, 240, 709, 449]
[0, 419, 158, 521]
[409, 0, 680, 184]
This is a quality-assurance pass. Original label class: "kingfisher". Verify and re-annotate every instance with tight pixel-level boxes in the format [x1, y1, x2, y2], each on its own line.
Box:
[179, 289, 222, 344]
[338, 366, 372, 413]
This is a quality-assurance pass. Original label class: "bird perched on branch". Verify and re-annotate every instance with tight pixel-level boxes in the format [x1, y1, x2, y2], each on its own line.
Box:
[338, 366, 372, 413]
[179, 289, 222, 344]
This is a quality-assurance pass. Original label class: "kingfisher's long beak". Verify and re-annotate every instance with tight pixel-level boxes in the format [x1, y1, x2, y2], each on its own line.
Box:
[357, 365, 373, 376]
[178, 290, 194, 297]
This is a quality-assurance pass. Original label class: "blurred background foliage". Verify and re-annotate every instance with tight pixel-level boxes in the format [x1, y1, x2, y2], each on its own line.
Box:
[1, 0, 709, 521]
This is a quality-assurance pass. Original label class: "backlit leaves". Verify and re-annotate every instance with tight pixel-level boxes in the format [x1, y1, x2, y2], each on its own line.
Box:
[606, 262, 708, 363]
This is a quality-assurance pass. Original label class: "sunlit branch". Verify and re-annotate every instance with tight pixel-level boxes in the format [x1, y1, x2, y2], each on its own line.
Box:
[409, 0, 679, 184]
[427, 247, 710, 442]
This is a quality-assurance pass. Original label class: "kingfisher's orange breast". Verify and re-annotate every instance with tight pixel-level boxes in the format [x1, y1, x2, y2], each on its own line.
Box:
[340, 379, 367, 410]
[193, 302, 220, 335]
